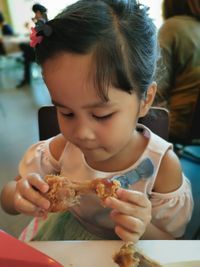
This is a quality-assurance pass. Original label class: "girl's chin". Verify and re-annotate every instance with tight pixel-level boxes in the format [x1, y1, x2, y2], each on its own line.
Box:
[83, 150, 111, 163]
[84, 151, 105, 161]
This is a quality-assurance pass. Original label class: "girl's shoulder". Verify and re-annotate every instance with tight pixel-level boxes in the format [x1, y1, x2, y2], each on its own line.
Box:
[138, 124, 172, 155]
[139, 125, 182, 194]
[49, 134, 67, 161]
[153, 148, 182, 193]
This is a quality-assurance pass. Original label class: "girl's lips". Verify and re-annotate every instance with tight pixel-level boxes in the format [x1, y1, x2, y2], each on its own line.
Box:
[82, 147, 98, 152]
[77, 144, 100, 150]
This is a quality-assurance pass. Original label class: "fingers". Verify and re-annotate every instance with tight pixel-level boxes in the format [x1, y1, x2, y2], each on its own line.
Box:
[105, 197, 142, 219]
[14, 193, 48, 217]
[104, 188, 152, 242]
[17, 181, 50, 209]
[104, 190, 151, 221]
[115, 225, 141, 243]
[15, 173, 50, 215]
[111, 210, 145, 233]
[110, 208, 149, 242]
[26, 173, 49, 193]
[116, 188, 151, 208]
[111, 209, 146, 242]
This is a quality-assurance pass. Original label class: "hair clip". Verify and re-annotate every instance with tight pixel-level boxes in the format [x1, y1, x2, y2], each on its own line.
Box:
[30, 19, 52, 48]
[35, 19, 52, 36]
[30, 27, 43, 48]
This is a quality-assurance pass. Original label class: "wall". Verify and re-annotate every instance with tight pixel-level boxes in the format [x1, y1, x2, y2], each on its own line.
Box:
[7, 0, 163, 35]
[0, 0, 12, 25]
[140, 0, 163, 28]
[6, 0, 75, 35]
[7, 0, 35, 34]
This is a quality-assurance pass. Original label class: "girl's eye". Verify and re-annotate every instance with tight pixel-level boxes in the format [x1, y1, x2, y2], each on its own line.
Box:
[93, 114, 112, 120]
[60, 112, 74, 118]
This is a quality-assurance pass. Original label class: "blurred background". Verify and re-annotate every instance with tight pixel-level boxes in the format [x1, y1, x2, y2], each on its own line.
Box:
[2, 0, 163, 35]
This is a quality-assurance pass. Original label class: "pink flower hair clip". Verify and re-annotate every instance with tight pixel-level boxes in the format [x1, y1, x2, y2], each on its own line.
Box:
[30, 27, 43, 48]
[30, 20, 52, 48]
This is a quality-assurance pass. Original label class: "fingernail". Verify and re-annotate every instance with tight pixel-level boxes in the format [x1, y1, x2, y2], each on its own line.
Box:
[42, 184, 49, 193]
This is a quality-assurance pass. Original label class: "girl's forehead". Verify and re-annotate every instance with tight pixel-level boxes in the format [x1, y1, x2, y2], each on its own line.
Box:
[42, 52, 94, 72]
[42, 54, 95, 87]
[42, 52, 138, 105]
[42, 53, 96, 87]
[42, 52, 98, 87]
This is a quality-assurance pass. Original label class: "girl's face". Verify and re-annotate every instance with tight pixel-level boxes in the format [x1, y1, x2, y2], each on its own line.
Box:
[43, 53, 148, 170]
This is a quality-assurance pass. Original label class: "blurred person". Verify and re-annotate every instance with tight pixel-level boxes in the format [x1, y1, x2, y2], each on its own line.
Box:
[32, 3, 48, 23]
[0, 11, 13, 36]
[17, 3, 48, 88]
[0, 11, 13, 55]
[157, 0, 200, 144]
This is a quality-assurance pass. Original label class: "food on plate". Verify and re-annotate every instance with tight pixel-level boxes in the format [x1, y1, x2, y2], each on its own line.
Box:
[43, 175, 121, 212]
[113, 242, 139, 267]
[113, 242, 163, 267]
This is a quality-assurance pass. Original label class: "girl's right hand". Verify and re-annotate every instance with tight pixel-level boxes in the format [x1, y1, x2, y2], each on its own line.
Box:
[14, 173, 50, 217]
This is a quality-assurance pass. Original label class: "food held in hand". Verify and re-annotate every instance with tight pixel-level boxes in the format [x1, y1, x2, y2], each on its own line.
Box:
[43, 175, 121, 212]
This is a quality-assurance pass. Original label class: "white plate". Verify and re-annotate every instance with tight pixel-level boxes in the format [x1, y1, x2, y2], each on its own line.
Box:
[164, 261, 200, 267]
[29, 240, 200, 267]
[30, 241, 124, 267]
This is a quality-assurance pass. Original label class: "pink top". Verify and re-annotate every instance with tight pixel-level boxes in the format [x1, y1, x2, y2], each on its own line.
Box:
[19, 125, 193, 241]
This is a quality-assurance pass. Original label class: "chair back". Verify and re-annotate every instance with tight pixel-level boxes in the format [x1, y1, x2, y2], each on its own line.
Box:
[38, 106, 169, 140]
[138, 107, 169, 141]
[38, 105, 59, 140]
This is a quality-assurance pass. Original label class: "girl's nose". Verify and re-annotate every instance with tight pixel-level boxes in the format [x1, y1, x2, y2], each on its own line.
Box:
[74, 123, 95, 141]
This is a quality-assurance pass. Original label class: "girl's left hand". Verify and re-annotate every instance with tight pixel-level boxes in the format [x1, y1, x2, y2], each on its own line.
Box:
[104, 188, 152, 242]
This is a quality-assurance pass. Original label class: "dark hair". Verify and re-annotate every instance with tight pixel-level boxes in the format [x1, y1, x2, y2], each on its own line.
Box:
[35, 0, 158, 101]
[162, 0, 200, 20]
[32, 4, 47, 13]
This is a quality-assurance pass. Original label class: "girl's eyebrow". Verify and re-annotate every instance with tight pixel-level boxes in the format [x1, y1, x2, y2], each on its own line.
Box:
[51, 100, 116, 109]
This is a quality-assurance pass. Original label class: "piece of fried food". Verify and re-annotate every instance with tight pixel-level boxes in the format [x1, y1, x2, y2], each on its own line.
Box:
[94, 178, 120, 200]
[43, 175, 121, 212]
[113, 242, 163, 267]
[113, 242, 140, 267]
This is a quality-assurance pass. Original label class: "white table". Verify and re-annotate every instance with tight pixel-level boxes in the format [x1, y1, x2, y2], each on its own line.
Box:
[28, 240, 200, 267]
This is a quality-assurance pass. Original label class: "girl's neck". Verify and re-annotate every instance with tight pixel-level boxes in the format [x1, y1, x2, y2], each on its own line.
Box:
[85, 129, 148, 172]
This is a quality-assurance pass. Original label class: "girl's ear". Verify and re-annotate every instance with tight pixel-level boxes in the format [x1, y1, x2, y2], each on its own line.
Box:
[138, 82, 157, 118]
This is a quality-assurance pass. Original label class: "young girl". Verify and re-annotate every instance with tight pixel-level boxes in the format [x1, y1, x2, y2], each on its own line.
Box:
[1, 0, 193, 242]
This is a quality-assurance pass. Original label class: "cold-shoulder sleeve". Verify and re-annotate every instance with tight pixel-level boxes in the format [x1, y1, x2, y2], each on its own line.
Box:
[18, 138, 61, 178]
[151, 175, 193, 238]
